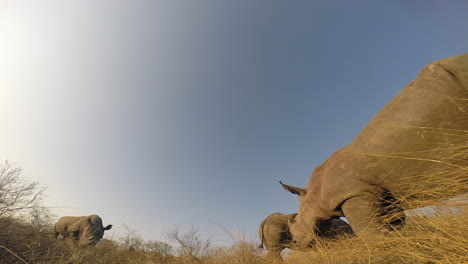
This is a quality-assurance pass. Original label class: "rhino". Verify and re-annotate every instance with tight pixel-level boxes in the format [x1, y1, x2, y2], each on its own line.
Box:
[281, 54, 468, 249]
[54, 215, 113, 246]
[259, 212, 353, 259]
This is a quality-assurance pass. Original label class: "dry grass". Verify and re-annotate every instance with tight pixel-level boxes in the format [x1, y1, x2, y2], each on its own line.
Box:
[0, 129, 466, 263]
[285, 206, 467, 264]
[2, 199, 465, 264]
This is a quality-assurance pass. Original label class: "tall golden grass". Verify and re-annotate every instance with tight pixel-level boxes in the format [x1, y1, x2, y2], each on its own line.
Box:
[286, 201, 467, 264]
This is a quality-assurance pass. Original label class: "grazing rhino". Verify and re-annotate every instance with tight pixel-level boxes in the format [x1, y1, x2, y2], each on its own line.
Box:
[54, 215, 113, 246]
[258, 213, 297, 259]
[281, 54, 468, 249]
[259, 212, 353, 259]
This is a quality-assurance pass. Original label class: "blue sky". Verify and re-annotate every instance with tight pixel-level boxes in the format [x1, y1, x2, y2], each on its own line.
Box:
[1, 0, 467, 245]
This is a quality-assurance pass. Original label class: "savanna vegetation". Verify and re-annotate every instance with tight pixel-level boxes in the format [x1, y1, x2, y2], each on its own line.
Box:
[1, 135, 467, 264]
[0, 161, 266, 264]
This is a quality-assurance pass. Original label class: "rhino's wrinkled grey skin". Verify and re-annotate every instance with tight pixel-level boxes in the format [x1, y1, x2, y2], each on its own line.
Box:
[281, 54, 468, 248]
[259, 213, 353, 258]
[54, 215, 113, 246]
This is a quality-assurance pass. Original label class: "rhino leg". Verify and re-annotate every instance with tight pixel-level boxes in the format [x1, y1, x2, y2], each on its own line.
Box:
[53, 225, 59, 239]
[68, 231, 80, 243]
[379, 189, 406, 228]
[341, 194, 388, 236]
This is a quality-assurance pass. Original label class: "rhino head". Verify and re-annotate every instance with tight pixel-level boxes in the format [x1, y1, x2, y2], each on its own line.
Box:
[72, 215, 112, 246]
[280, 181, 338, 249]
[79, 215, 113, 246]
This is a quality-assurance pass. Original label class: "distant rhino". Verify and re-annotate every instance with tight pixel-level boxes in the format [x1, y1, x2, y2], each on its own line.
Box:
[258, 212, 353, 258]
[54, 215, 112, 246]
[281, 54, 468, 249]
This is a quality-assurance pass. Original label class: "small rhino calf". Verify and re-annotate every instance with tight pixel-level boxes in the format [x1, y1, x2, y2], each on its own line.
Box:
[259, 212, 353, 259]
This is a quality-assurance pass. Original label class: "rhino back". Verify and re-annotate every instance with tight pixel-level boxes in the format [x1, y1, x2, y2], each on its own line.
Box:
[55, 216, 86, 234]
[349, 55, 467, 193]
[350, 57, 467, 154]
[308, 54, 468, 210]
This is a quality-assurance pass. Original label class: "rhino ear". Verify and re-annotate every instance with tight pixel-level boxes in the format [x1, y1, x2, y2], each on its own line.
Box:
[280, 181, 306, 196]
[104, 225, 113, 231]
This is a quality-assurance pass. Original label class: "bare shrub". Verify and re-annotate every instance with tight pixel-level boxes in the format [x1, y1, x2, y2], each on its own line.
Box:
[0, 161, 53, 263]
[120, 224, 144, 251]
[144, 240, 174, 263]
[166, 226, 212, 263]
[0, 161, 45, 218]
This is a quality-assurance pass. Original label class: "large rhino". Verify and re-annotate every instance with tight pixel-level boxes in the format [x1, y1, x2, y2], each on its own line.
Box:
[54, 215, 113, 246]
[259, 212, 353, 259]
[281, 54, 468, 248]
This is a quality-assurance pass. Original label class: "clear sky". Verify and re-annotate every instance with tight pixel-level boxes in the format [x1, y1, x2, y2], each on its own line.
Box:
[1, 0, 467, 245]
